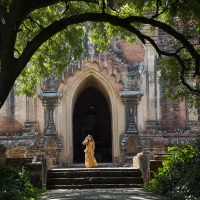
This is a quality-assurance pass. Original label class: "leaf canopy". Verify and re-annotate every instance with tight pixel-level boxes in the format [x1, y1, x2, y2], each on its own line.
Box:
[1, 0, 200, 107]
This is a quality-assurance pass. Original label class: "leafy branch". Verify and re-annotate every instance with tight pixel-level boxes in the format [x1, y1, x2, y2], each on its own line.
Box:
[16, 12, 200, 94]
[151, 0, 169, 19]
[27, 15, 44, 30]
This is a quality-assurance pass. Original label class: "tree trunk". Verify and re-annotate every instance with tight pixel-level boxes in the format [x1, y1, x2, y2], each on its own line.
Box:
[0, 66, 18, 109]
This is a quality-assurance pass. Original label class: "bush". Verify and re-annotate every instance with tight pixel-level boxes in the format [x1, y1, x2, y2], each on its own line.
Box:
[145, 140, 200, 200]
[0, 164, 42, 200]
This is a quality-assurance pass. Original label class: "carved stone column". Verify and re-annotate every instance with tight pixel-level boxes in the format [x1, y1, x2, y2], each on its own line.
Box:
[39, 91, 62, 136]
[120, 90, 143, 162]
[38, 76, 63, 168]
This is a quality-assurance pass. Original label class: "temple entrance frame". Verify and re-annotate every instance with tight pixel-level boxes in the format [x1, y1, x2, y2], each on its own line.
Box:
[61, 66, 121, 165]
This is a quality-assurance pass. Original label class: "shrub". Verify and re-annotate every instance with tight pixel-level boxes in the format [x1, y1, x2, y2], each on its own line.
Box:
[145, 140, 200, 200]
[0, 164, 42, 200]
[0, 144, 6, 152]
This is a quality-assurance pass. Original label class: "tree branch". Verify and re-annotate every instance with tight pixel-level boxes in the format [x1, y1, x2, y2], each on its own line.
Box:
[14, 48, 21, 56]
[16, 12, 200, 94]
[12, 0, 99, 33]
[151, 0, 169, 19]
[101, 0, 106, 13]
[27, 15, 44, 30]
[173, 53, 200, 93]
[125, 15, 200, 76]
[24, 0, 99, 15]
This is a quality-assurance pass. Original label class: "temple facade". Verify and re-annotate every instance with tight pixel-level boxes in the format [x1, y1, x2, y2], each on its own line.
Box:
[0, 29, 199, 168]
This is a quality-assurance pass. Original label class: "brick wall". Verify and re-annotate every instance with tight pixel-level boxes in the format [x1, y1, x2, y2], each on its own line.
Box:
[119, 41, 145, 63]
[109, 39, 145, 64]
[0, 116, 23, 132]
[160, 99, 186, 130]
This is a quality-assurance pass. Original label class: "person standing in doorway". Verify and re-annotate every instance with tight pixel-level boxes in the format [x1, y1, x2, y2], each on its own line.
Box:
[82, 135, 98, 168]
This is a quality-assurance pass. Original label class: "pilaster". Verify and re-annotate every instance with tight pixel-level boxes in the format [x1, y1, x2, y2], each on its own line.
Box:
[186, 106, 200, 133]
[23, 96, 38, 133]
[120, 90, 143, 162]
[38, 76, 63, 168]
[145, 44, 160, 133]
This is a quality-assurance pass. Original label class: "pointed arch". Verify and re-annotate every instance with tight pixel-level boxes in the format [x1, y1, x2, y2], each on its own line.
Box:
[60, 63, 122, 164]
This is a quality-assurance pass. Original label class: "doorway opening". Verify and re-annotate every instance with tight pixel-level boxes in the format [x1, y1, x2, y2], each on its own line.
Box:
[73, 87, 112, 163]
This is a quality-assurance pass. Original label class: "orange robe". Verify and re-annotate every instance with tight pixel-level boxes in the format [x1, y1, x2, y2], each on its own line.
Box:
[82, 139, 98, 168]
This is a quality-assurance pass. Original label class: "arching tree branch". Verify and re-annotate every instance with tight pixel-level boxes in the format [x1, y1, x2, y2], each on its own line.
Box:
[17, 13, 200, 69]
[1, 2, 200, 109]
[15, 12, 200, 95]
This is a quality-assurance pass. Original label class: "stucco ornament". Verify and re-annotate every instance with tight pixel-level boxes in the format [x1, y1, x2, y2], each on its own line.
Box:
[40, 66, 65, 91]
[121, 62, 144, 91]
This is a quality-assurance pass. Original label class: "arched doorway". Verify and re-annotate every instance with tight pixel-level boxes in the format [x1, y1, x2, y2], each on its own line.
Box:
[73, 87, 112, 163]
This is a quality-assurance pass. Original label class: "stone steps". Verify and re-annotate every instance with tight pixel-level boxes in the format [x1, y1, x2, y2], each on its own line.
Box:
[48, 184, 143, 189]
[47, 168, 144, 189]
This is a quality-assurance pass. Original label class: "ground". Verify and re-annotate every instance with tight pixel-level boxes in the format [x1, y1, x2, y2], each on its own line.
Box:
[41, 188, 169, 200]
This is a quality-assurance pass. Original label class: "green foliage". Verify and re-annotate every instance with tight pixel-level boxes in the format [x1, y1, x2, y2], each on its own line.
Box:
[0, 164, 42, 200]
[145, 142, 200, 200]
[158, 52, 200, 109]
[0, 0, 12, 11]
[12, 0, 159, 96]
[14, 3, 87, 96]
[167, 0, 200, 23]
[1, 0, 200, 105]
[156, 0, 200, 108]
[15, 25, 85, 96]
[0, 144, 6, 152]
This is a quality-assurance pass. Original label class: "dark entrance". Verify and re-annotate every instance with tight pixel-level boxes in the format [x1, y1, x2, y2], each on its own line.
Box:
[73, 87, 112, 163]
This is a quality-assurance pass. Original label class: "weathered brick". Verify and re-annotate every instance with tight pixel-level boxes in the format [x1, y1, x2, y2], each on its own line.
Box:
[0, 116, 23, 133]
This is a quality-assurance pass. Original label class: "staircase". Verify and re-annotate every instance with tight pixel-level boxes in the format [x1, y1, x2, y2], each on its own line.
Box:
[47, 167, 143, 189]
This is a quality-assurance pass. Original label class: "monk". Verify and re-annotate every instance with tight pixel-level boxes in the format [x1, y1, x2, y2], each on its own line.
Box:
[82, 135, 98, 168]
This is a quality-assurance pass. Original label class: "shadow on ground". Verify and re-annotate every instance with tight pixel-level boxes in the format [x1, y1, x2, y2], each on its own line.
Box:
[41, 188, 168, 200]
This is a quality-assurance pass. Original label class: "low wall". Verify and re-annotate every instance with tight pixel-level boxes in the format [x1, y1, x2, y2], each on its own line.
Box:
[6, 157, 47, 188]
